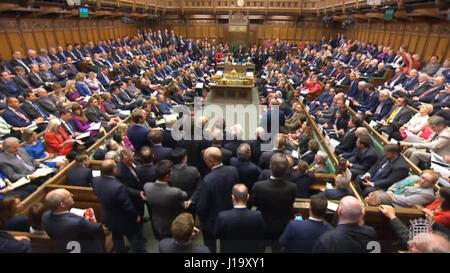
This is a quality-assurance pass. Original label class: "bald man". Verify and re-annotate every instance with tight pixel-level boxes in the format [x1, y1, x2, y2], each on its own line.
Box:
[42, 189, 104, 253]
[197, 147, 239, 253]
[313, 196, 377, 253]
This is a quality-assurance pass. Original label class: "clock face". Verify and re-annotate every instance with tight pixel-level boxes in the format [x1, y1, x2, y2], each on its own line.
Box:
[237, 0, 244, 7]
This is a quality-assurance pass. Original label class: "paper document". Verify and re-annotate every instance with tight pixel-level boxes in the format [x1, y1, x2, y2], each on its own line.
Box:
[381, 132, 389, 140]
[76, 132, 91, 140]
[32, 168, 56, 178]
[291, 150, 299, 159]
[11, 177, 31, 189]
[369, 120, 378, 127]
[403, 131, 425, 143]
[156, 119, 166, 125]
[390, 138, 398, 144]
[326, 183, 333, 190]
[329, 138, 340, 148]
[92, 170, 101, 177]
[26, 123, 38, 131]
[70, 208, 86, 217]
[327, 201, 339, 211]
[89, 122, 101, 131]
[246, 72, 254, 77]
[195, 82, 204, 89]
[45, 155, 66, 163]
[119, 110, 131, 116]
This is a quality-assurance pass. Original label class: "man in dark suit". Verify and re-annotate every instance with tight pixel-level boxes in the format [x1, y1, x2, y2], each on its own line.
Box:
[411, 76, 446, 107]
[159, 213, 210, 253]
[0, 71, 25, 98]
[248, 127, 270, 165]
[149, 130, 172, 163]
[11, 67, 32, 94]
[142, 160, 188, 240]
[92, 159, 147, 253]
[3, 97, 45, 130]
[279, 194, 332, 252]
[251, 153, 297, 252]
[322, 174, 353, 200]
[21, 91, 50, 120]
[313, 196, 377, 253]
[135, 146, 156, 183]
[197, 147, 239, 253]
[377, 96, 412, 140]
[260, 99, 285, 134]
[300, 139, 319, 165]
[335, 116, 361, 155]
[230, 143, 261, 192]
[9, 51, 30, 74]
[127, 111, 151, 153]
[392, 71, 427, 98]
[383, 67, 406, 90]
[347, 134, 379, 180]
[215, 184, 265, 253]
[355, 144, 409, 197]
[28, 64, 47, 89]
[366, 90, 394, 122]
[42, 188, 104, 253]
[344, 73, 359, 99]
[258, 133, 287, 169]
[116, 149, 144, 217]
[36, 89, 59, 117]
[169, 148, 202, 215]
[67, 153, 93, 187]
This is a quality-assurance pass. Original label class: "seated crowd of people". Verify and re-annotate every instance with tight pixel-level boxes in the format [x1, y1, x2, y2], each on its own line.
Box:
[0, 30, 449, 253]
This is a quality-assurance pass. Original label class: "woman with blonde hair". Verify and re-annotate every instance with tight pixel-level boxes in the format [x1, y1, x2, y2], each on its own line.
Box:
[75, 72, 92, 97]
[65, 79, 87, 108]
[400, 103, 433, 141]
[45, 118, 74, 155]
[117, 123, 134, 151]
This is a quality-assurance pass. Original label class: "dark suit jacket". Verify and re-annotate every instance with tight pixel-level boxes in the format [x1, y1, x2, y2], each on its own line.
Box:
[162, 129, 177, 149]
[348, 146, 379, 173]
[368, 156, 410, 190]
[0, 231, 33, 253]
[386, 106, 412, 130]
[170, 163, 202, 203]
[85, 106, 110, 124]
[251, 178, 297, 239]
[215, 207, 265, 253]
[335, 128, 357, 154]
[28, 72, 45, 88]
[66, 164, 93, 187]
[0, 80, 23, 97]
[323, 188, 353, 200]
[279, 219, 333, 253]
[136, 163, 156, 183]
[300, 151, 316, 165]
[258, 149, 285, 170]
[2, 108, 32, 128]
[197, 165, 239, 232]
[42, 210, 104, 253]
[313, 223, 377, 253]
[143, 182, 188, 238]
[230, 157, 261, 191]
[36, 97, 59, 116]
[370, 100, 394, 121]
[21, 101, 45, 120]
[159, 238, 210, 253]
[12, 76, 31, 94]
[289, 171, 314, 198]
[127, 124, 151, 153]
[152, 144, 173, 163]
[92, 176, 139, 234]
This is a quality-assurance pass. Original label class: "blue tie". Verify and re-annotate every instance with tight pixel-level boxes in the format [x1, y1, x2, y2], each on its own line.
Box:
[33, 102, 48, 118]
[372, 160, 390, 181]
[6, 81, 18, 92]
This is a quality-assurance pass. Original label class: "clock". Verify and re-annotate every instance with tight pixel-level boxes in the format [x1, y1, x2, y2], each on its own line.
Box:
[237, 0, 245, 7]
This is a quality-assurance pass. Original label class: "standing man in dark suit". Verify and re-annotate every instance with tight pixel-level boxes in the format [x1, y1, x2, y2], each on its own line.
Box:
[127, 111, 151, 153]
[116, 149, 144, 217]
[258, 133, 287, 170]
[92, 159, 147, 253]
[135, 146, 156, 183]
[197, 147, 239, 253]
[67, 153, 93, 187]
[251, 153, 297, 252]
[42, 188, 104, 253]
[215, 184, 265, 253]
[279, 194, 332, 252]
[149, 130, 172, 163]
[313, 196, 377, 253]
[230, 143, 261, 192]
[142, 160, 188, 240]
[169, 148, 202, 215]
[355, 144, 409, 197]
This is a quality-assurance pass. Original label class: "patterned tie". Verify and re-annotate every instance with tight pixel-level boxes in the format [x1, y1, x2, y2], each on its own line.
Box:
[420, 87, 439, 98]
[15, 110, 30, 123]
[32, 102, 48, 118]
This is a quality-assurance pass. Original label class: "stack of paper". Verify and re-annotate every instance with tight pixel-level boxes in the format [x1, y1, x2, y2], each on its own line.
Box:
[329, 138, 340, 149]
[291, 150, 299, 159]
[195, 82, 204, 89]
[11, 177, 31, 190]
[88, 122, 101, 131]
[45, 155, 66, 163]
[70, 208, 86, 217]
[32, 168, 56, 178]
[403, 130, 425, 143]
[76, 132, 91, 140]
[92, 170, 101, 177]
[327, 201, 339, 211]
[119, 110, 131, 116]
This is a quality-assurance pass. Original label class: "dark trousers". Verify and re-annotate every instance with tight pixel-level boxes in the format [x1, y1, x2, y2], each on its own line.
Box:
[202, 227, 217, 253]
[112, 229, 147, 253]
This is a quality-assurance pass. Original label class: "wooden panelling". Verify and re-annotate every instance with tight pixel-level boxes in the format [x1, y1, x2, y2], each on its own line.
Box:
[34, 31, 48, 50]
[23, 32, 37, 51]
[0, 33, 12, 59]
[45, 31, 57, 48]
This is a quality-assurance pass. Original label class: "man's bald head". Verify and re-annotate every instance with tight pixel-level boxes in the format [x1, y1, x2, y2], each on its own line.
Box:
[232, 184, 249, 204]
[101, 159, 117, 176]
[338, 196, 364, 224]
[45, 189, 73, 212]
[204, 147, 222, 168]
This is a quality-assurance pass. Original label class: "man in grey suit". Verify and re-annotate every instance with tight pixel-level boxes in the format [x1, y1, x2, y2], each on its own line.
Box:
[142, 160, 188, 240]
[0, 137, 47, 183]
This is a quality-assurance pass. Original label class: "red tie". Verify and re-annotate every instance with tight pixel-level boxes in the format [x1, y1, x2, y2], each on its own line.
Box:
[420, 87, 438, 98]
[15, 110, 30, 123]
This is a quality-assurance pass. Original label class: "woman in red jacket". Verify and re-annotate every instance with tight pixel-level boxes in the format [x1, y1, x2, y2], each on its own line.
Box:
[423, 187, 450, 228]
[307, 76, 322, 95]
[45, 119, 75, 156]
